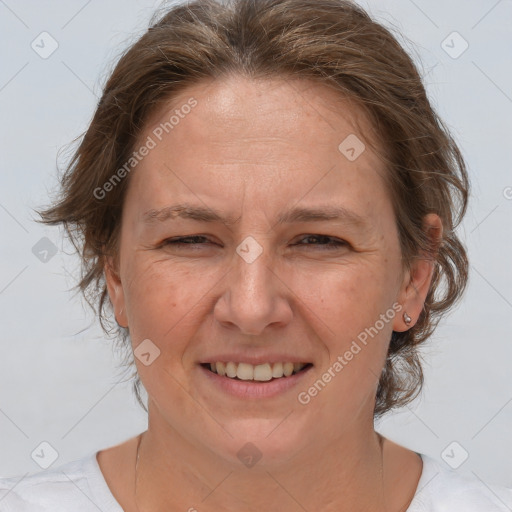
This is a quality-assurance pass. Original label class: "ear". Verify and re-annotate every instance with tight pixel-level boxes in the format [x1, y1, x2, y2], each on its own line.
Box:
[393, 213, 443, 332]
[104, 255, 128, 328]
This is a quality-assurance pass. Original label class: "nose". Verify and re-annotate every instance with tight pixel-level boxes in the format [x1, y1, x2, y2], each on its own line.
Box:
[213, 242, 293, 336]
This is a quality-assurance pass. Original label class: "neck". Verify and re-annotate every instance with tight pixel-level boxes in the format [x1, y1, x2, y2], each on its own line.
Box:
[133, 414, 389, 512]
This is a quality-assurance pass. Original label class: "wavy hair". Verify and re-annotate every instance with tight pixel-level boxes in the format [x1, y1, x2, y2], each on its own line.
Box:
[39, 0, 470, 419]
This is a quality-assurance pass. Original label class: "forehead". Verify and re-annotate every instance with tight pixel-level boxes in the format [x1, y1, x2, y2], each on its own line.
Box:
[125, 75, 391, 225]
[144, 75, 383, 158]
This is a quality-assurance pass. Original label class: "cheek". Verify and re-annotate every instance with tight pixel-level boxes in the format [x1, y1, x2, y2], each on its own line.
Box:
[303, 261, 397, 334]
[122, 257, 196, 343]
[121, 259, 211, 400]
[297, 266, 399, 415]
[296, 265, 398, 419]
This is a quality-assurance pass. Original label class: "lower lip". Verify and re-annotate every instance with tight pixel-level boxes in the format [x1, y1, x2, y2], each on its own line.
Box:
[199, 364, 313, 399]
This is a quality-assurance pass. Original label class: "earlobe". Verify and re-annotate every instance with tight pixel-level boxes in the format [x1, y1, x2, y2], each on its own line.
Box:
[104, 256, 128, 328]
[393, 213, 443, 332]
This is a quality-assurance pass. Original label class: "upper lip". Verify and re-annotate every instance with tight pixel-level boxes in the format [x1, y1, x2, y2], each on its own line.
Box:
[199, 353, 313, 365]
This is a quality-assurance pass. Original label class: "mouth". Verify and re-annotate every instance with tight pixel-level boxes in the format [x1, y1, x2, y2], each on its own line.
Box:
[200, 361, 313, 381]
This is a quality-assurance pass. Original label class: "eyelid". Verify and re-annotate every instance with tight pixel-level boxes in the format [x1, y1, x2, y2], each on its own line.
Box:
[293, 234, 347, 244]
[161, 234, 349, 249]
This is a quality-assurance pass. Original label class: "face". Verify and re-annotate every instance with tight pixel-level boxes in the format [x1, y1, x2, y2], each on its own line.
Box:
[106, 75, 436, 467]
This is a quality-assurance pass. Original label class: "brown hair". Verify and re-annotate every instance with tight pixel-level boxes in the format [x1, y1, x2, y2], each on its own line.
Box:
[39, 0, 469, 419]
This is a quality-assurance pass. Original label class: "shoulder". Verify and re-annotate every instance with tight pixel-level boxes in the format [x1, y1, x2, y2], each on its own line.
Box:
[0, 452, 122, 512]
[408, 453, 512, 512]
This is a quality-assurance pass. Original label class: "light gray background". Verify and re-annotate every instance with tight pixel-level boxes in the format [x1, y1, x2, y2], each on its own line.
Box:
[1, 0, 511, 489]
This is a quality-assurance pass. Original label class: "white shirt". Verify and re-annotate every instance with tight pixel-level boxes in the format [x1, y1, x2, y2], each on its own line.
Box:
[1, 451, 511, 511]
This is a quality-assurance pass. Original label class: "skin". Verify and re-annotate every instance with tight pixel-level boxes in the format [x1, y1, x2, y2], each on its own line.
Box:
[100, 75, 442, 512]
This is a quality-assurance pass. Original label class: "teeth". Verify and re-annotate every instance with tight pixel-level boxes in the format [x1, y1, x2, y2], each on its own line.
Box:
[207, 361, 307, 381]
[272, 362, 283, 378]
[237, 363, 254, 381]
[226, 361, 237, 378]
[216, 361, 226, 376]
[254, 363, 272, 382]
[283, 362, 294, 377]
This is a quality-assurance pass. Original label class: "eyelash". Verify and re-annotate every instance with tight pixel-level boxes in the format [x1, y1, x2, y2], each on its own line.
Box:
[162, 235, 347, 250]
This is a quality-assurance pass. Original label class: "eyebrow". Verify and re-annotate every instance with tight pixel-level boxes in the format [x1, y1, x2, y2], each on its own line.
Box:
[142, 203, 367, 228]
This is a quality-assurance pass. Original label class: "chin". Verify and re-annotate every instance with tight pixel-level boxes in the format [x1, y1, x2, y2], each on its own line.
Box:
[211, 417, 309, 468]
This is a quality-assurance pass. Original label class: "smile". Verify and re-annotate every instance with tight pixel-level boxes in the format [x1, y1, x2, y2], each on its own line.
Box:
[201, 362, 313, 381]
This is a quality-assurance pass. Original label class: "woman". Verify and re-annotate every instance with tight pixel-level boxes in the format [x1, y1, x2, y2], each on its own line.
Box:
[1, 0, 510, 510]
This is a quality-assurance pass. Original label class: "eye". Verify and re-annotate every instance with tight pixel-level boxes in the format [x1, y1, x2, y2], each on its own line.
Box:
[162, 235, 213, 247]
[294, 235, 348, 250]
[160, 235, 348, 251]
